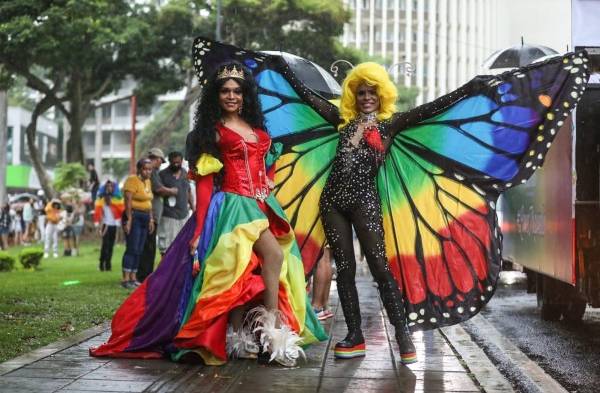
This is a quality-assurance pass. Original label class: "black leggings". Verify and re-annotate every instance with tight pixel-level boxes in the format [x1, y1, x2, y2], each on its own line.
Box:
[321, 204, 407, 333]
[100, 225, 117, 271]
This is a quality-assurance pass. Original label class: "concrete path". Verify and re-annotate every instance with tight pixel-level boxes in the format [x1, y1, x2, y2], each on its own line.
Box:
[0, 276, 516, 392]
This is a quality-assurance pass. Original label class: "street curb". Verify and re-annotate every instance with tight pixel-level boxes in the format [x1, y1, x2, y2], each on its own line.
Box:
[0, 321, 110, 377]
[463, 314, 568, 393]
[441, 323, 514, 393]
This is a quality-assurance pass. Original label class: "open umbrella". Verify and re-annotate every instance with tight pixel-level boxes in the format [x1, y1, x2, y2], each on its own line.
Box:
[482, 44, 559, 70]
[262, 51, 341, 99]
[8, 193, 38, 203]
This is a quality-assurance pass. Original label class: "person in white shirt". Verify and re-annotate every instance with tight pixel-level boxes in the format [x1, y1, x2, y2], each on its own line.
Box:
[93, 180, 124, 271]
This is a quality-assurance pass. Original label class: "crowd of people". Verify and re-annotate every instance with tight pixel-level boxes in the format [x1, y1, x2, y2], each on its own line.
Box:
[0, 193, 85, 257]
[0, 196, 41, 250]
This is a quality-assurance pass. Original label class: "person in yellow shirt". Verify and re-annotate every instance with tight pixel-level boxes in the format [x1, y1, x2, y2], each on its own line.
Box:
[121, 158, 155, 288]
[43, 199, 62, 258]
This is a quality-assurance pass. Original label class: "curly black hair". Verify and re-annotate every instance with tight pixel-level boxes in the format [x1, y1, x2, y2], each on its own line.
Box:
[185, 61, 265, 172]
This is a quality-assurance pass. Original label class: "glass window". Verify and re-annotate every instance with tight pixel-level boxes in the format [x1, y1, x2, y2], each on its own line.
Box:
[83, 133, 95, 150]
[102, 131, 111, 147]
[115, 102, 130, 117]
[7, 126, 12, 163]
[102, 105, 110, 121]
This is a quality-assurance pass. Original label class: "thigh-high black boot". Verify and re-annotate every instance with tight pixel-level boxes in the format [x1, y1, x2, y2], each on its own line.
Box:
[352, 206, 417, 364]
[322, 208, 365, 358]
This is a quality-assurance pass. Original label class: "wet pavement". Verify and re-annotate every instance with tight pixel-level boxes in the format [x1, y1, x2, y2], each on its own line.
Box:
[0, 274, 513, 393]
[479, 271, 600, 393]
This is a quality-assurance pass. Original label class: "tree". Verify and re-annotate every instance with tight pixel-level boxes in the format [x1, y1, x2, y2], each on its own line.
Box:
[0, 67, 10, 205]
[52, 162, 87, 192]
[137, 101, 190, 156]
[217, 0, 357, 66]
[0, 1, 196, 195]
[103, 158, 130, 183]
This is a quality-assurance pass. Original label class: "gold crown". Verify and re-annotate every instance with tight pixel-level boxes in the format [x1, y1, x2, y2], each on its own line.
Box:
[216, 65, 245, 80]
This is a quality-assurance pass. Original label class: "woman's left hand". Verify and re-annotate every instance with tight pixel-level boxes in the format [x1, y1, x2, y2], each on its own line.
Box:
[149, 219, 155, 234]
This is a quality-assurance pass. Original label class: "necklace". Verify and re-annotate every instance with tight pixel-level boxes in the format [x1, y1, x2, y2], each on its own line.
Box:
[357, 111, 378, 123]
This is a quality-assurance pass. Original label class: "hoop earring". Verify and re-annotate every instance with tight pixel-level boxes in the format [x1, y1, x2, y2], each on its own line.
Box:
[238, 105, 243, 115]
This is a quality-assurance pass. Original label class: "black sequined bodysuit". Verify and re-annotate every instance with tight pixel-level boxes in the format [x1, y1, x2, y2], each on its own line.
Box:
[320, 119, 388, 214]
[319, 116, 409, 337]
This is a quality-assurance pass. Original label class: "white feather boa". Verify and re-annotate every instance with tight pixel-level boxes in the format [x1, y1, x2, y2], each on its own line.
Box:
[248, 306, 305, 367]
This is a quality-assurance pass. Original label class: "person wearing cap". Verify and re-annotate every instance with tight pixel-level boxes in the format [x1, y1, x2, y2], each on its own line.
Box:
[138, 147, 178, 283]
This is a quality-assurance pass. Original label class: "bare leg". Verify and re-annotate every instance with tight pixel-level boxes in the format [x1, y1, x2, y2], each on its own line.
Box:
[312, 249, 333, 310]
[253, 229, 283, 312]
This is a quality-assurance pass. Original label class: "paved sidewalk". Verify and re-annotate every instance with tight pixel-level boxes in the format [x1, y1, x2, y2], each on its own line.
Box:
[0, 276, 510, 392]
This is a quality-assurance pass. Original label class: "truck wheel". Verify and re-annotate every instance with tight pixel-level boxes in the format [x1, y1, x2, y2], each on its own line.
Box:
[525, 268, 537, 294]
[563, 298, 587, 324]
[540, 303, 562, 321]
[536, 273, 563, 321]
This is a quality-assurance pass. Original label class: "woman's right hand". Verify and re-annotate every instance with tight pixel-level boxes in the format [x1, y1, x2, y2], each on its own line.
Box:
[124, 220, 132, 235]
[189, 236, 199, 255]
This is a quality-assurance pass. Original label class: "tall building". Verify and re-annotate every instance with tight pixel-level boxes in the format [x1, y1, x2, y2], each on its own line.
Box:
[341, 0, 500, 104]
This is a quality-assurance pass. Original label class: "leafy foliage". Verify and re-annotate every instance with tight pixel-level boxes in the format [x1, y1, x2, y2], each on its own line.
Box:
[7, 76, 36, 111]
[0, 0, 197, 162]
[18, 248, 43, 270]
[201, 0, 363, 75]
[0, 252, 15, 272]
[103, 158, 131, 182]
[137, 101, 190, 157]
[52, 163, 87, 192]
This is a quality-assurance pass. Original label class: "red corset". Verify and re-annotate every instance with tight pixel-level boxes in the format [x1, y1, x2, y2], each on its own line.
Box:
[217, 123, 271, 200]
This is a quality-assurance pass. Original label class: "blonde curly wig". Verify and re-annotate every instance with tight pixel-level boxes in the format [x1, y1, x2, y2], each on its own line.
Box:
[339, 62, 397, 129]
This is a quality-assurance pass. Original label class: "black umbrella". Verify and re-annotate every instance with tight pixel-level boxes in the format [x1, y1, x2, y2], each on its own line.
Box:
[483, 44, 559, 69]
[262, 51, 341, 99]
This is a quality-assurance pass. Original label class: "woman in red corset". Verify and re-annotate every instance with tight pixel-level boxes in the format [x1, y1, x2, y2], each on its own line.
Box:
[90, 61, 326, 367]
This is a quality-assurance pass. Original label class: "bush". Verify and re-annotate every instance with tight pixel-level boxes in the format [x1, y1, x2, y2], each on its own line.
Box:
[19, 248, 44, 270]
[0, 252, 15, 272]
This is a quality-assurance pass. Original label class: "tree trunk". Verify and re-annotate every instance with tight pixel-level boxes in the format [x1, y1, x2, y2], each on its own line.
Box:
[0, 90, 7, 205]
[138, 84, 202, 155]
[66, 115, 85, 164]
[66, 73, 85, 163]
[26, 96, 56, 198]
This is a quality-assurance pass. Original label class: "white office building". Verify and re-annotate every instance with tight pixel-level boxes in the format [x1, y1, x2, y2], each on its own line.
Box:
[342, 0, 500, 105]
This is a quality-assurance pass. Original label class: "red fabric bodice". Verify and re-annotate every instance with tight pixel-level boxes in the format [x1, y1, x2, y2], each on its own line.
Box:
[217, 123, 271, 200]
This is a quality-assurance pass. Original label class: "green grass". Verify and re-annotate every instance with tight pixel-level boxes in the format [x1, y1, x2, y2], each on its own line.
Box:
[0, 241, 138, 362]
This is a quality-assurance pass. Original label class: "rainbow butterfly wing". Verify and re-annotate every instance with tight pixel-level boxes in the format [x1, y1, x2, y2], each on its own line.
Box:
[273, 133, 338, 275]
[192, 37, 340, 275]
[380, 52, 589, 330]
[255, 61, 340, 274]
